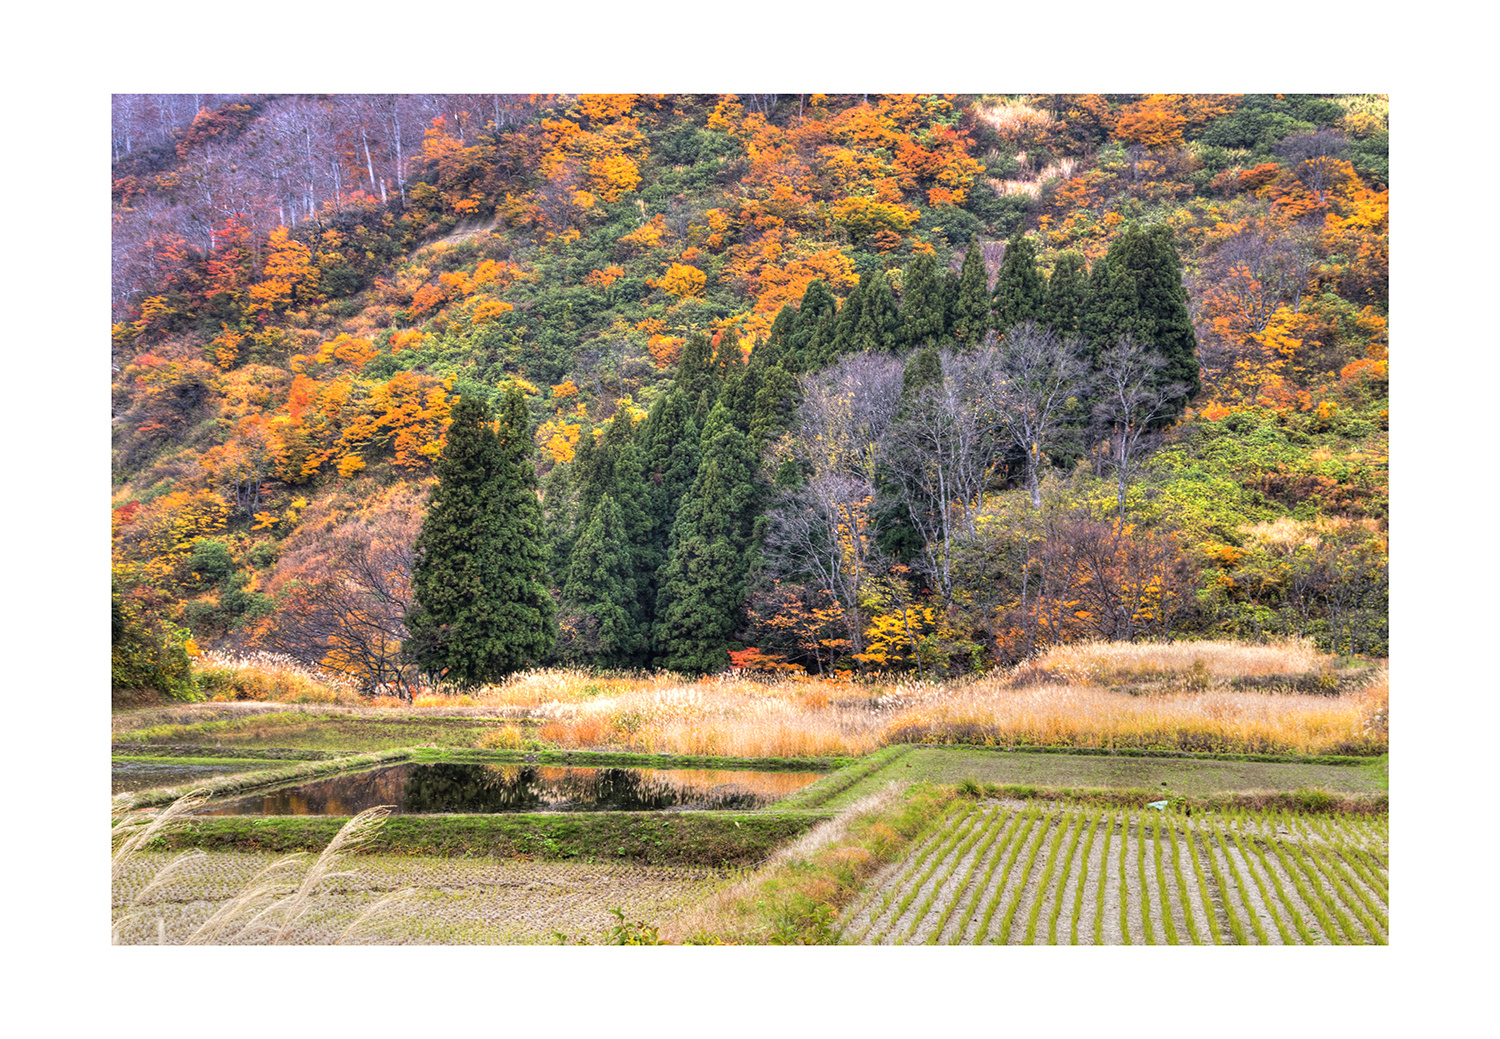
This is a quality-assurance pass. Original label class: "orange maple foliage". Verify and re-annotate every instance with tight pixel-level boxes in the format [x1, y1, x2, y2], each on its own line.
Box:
[658, 263, 707, 298]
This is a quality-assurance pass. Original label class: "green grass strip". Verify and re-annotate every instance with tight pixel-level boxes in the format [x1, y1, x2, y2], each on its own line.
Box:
[1151, 811, 1177, 944]
[1093, 809, 1113, 945]
[1227, 821, 1290, 944]
[973, 804, 1044, 944]
[1047, 809, 1087, 945]
[873, 803, 981, 945]
[904, 807, 995, 945]
[1241, 823, 1314, 944]
[1182, 814, 1220, 945]
[1069, 807, 1102, 946]
[1270, 810, 1349, 944]
[1137, 813, 1156, 945]
[899, 805, 991, 944]
[1300, 831, 1387, 944]
[1315, 816, 1388, 905]
[777, 745, 910, 809]
[1167, 814, 1203, 945]
[1212, 814, 1265, 945]
[858, 802, 972, 943]
[1118, 810, 1131, 945]
[995, 807, 1055, 945]
[1315, 820, 1389, 928]
[946, 807, 1027, 945]
[925, 807, 1009, 945]
[1274, 817, 1359, 945]
[908, 743, 1381, 767]
[1023, 807, 1074, 945]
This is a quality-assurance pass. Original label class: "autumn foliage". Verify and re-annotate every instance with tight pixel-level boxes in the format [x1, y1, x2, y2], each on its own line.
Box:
[111, 92, 1387, 696]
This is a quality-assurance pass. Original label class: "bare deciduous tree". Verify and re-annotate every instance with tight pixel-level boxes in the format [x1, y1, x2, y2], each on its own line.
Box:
[987, 323, 1088, 510]
[878, 347, 1006, 603]
[1090, 336, 1186, 521]
[763, 353, 905, 657]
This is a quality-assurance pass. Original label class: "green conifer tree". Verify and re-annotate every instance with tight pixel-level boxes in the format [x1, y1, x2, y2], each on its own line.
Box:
[991, 230, 1046, 332]
[1080, 224, 1200, 413]
[855, 268, 901, 353]
[1043, 250, 1089, 336]
[405, 391, 556, 687]
[676, 331, 718, 423]
[561, 493, 648, 666]
[653, 402, 758, 673]
[951, 238, 991, 346]
[788, 279, 836, 367]
[639, 390, 701, 638]
[747, 335, 800, 449]
[899, 251, 946, 350]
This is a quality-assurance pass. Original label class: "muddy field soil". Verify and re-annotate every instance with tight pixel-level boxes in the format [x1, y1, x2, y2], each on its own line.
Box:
[112, 852, 730, 944]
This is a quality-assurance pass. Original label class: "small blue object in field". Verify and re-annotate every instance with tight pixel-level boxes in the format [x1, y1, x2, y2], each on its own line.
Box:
[1146, 800, 1169, 810]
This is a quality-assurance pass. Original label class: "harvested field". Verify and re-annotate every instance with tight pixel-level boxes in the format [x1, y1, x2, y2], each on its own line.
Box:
[838, 802, 1387, 945]
[112, 851, 728, 945]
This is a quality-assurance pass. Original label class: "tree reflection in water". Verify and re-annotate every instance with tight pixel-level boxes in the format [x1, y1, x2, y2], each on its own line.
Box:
[200, 763, 821, 815]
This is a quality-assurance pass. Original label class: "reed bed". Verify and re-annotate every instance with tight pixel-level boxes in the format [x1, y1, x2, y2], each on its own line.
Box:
[459, 656, 1385, 758]
[170, 642, 1386, 760]
[196, 651, 363, 705]
[879, 680, 1386, 756]
[1023, 639, 1333, 685]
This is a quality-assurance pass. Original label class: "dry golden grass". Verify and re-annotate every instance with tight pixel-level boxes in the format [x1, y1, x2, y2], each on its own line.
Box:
[186, 642, 1384, 760]
[973, 99, 1053, 138]
[490, 672, 887, 758]
[450, 642, 1384, 759]
[1024, 638, 1331, 685]
[114, 797, 409, 945]
[990, 157, 1078, 198]
[879, 679, 1385, 756]
[197, 651, 363, 705]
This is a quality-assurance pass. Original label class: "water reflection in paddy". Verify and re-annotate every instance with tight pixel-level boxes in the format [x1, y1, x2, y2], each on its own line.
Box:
[200, 762, 823, 815]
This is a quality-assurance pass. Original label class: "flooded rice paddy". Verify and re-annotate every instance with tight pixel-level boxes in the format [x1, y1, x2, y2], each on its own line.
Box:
[197, 762, 823, 815]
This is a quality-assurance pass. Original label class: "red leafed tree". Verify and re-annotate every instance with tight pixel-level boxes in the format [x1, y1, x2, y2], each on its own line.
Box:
[251, 487, 425, 697]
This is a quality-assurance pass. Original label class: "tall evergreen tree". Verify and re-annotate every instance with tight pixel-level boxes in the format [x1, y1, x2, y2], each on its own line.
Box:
[767, 302, 798, 353]
[676, 331, 718, 423]
[951, 238, 992, 346]
[899, 251, 946, 350]
[940, 266, 962, 340]
[746, 335, 800, 449]
[820, 275, 865, 366]
[788, 279, 837, 366]
[653, 402, 758, 673]
[560, 493, 648, 666]
[1080, 224, 1200, 414]
[991, 230, 1046, 332]
[855, 268, 901, 353]
[405, 391, 555, 687]
[1043, 250, 1089, 336]
[639, 390, 701, 629]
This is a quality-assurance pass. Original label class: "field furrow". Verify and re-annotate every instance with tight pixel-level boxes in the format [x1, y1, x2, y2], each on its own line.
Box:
[837, 804, 1383, 946]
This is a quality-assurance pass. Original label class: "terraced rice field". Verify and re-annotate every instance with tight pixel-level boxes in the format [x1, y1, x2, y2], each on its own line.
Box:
[112, 852, 729, 945]
[839, 801, 1388, 945]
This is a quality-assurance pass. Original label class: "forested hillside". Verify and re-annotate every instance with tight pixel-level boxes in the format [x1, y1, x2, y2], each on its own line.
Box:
[110, 93, 1388, 697]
